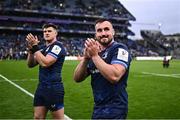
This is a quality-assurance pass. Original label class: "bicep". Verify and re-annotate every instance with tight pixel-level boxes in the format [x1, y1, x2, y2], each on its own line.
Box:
[112, 64, 126, 78]
[44, 54, 57, 66]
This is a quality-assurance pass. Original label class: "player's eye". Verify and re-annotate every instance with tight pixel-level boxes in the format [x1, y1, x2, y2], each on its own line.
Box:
[43, 30, 52, 33]
[104, 27, 109, 31]
[47, 30, 52, 32]
[97, 28, 102, 32]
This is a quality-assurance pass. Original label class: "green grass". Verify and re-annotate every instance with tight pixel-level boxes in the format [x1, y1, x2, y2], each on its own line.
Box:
[0, 60, 180, 119]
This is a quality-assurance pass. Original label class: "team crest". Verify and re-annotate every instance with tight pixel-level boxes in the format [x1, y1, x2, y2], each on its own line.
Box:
[102, 52, 108, 59]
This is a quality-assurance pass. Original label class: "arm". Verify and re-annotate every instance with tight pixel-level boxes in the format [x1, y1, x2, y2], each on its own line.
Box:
[26, 39, 38, 68]
[86, 38, 126, 84]
[73, 47, 90, 82]
[92, 55, 126, 84]
[34, 51, 56, 67]
[73, 57, 90, 82]
[27, 46, 55, 68]
[27, 52, 38, 68]
[26, 33, 57, 67]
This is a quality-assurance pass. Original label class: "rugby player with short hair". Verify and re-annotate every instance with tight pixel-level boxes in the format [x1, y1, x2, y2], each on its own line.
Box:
[74, 19, 131, 119]
[26, 23, 66, 119]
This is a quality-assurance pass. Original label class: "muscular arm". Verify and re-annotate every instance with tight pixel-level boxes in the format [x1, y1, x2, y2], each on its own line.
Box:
[73, 57, 90, 82]
[86, 38, 126, 84]
[26, 33, 56, 67]
[27, 52, 38, 68]
[34, 51, 56, 68]
[92, 55, 126, 84]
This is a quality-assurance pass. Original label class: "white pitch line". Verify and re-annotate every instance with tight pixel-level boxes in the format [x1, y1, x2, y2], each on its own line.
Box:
[0, 79, 37, 82]
[0, 74, 34, 98]
[171, 74, 180, 76]
[0, 74, 72, 120]
[142, 72, 180, 78]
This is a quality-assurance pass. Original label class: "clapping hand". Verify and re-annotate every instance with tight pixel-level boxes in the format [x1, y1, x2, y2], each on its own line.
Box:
[26, 33, 40, 46]
[26, 33, 40, 54]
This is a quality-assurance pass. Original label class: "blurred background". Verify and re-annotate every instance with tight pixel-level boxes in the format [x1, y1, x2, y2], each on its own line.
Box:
[0, 0, 179, 60]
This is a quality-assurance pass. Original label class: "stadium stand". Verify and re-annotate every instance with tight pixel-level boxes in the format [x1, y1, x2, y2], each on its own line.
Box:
[0, 0, 179, 60]
[0, 0, 136, 60]
[140, 30, 180, 58]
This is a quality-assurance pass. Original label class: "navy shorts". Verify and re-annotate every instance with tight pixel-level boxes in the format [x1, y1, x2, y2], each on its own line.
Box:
[34, 84, 64, 111]
[92, 105, 127, 119]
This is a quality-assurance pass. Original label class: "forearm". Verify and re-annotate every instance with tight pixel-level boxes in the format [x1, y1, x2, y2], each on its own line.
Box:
[73, 58, 89, 82]
[27, 53, 37, 68]
[92, 55, 125, 83]
[34, 51, 49, 67]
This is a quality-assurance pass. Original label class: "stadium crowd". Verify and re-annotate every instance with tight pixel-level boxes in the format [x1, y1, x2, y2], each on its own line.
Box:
[0, 33, 83, 60]
[1, 32, 180, 60]
[0, 0, 133, 19]
[0, 0, 180, 60]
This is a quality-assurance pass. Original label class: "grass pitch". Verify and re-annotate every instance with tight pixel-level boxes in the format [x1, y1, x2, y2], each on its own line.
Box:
[0, 60, 180, 119]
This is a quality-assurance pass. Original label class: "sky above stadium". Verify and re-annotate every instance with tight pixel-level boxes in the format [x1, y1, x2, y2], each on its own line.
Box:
[120, 0, 180, 39]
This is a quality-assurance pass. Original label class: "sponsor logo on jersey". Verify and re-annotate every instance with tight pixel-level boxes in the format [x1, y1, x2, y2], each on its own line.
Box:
[90, 69, 100, 74]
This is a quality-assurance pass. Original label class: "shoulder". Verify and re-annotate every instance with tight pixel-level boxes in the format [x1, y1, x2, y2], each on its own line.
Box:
[51, 41, 66, 55]
[50, 41, 65, 51]
[112, 42, 128, 50]
[110, 42, 132, 67]
[53, 41, 64, 47]
[111, 41, 131, 62]
[110, 42, 129, 54]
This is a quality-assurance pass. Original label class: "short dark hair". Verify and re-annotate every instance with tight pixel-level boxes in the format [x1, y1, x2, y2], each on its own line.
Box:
[42, 23, 58, 30]
[95, 18, 112, 26]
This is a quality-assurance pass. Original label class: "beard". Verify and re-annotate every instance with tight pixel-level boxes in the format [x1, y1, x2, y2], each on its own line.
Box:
[97, 36, 113, 46]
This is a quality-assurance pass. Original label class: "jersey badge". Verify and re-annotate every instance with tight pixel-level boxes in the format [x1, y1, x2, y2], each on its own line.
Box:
[102, 52, 108, 59]
[51, 45, 61, 55]
[117, 48, 128, 62]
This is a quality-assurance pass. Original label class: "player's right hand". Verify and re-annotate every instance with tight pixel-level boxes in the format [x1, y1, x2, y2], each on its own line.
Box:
[26, 33, 40, 46]
[83, 47, 91, 60]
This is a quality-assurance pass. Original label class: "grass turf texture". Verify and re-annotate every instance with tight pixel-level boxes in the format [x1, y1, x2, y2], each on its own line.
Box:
[0, 60, 180, 119]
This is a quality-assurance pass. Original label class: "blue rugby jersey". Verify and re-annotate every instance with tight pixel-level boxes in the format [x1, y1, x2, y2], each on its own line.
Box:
[87, 41, 131, 117]
[38, 41, 66, 85]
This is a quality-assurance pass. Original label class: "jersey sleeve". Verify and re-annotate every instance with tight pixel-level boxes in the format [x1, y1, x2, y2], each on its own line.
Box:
[47, 44, 62, 59]
[111, 46, 131, 69]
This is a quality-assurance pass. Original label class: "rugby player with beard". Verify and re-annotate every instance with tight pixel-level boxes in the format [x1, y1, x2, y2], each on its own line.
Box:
[74, 19, 132, 119]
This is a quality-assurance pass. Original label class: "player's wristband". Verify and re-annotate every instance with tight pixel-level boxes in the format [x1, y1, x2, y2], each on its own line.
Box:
[30, 45, 39, 54]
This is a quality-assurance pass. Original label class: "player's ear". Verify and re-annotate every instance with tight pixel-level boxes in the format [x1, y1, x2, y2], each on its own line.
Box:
[55, 30, 58, 36]
[94, 34, 97, 40]
[112, 29, 115, 36]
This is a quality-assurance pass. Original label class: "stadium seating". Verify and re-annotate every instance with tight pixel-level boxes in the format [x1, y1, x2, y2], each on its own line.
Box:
[0, 0, 179, 60]
[140, 30, 180, 58]
[0, 0, 136, 60]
